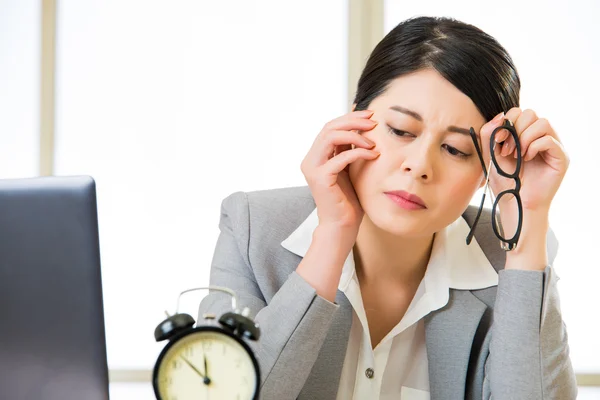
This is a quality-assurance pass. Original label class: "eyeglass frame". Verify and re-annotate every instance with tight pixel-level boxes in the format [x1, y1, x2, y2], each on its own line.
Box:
[466, 119, 523, 251]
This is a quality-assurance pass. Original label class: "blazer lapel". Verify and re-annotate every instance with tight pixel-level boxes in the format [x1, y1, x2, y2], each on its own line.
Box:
[424, 289, 488, 400]
[298, 290, 353, 400]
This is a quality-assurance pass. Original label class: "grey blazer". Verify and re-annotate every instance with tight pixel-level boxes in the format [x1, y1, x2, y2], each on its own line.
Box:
[198, 186, 577, 399]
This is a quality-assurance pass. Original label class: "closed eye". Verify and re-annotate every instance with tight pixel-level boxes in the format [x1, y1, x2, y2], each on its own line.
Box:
[442, 144, 469, 158]
[389, 127, 471, 158]
[389, 128, 414, 138]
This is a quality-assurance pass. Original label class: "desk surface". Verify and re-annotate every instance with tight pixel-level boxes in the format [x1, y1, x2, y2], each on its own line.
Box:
[109, 382, 154, 399]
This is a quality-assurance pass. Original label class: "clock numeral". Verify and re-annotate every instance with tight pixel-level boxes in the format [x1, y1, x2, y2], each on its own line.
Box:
[222, 344, 227, 355]
[235, 358, 242, 368]
[202, 340, 213, 351]
[172, 359, 181, 370]
[183, 346, 193, 357]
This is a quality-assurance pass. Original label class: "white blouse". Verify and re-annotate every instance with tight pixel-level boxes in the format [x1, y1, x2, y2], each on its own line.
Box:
[282, 211, 499, 400]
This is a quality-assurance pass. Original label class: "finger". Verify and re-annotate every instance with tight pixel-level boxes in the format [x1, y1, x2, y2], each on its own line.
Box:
[513, 118, 557, 158]
[472, 107, 523, 168]
[499, 125, 515, 157]
[334, 143, 352, 159]
[504, 107, 522, 125]
[502, 109, 537, 157]
[322, 111, 376, 133]
[490, 107, 522, 143]
[514, 109, 538, 136]
[480, 115, 518, 187]
[479, 112, 506, 167]
[523, 135, 568, 169]
[491, 136, 518, 178]
[497, 108, 524, 156]
[324, 148, 380, 176]
[480, 108, 521, 159]
[331, 109, 372, 158]
[313, 130, 377, 166]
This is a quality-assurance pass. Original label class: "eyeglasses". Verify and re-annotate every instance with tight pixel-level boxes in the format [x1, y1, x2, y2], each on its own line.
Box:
[467, 119, 523, 251]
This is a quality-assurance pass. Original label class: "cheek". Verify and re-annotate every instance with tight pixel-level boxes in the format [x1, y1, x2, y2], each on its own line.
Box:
[352, 131, 401, 178]
[444, 169, 482, 204]
[349, 151, 384, 195]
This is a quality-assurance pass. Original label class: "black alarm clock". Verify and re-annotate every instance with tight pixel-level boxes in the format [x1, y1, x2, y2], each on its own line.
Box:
[153, 286, 261, 400]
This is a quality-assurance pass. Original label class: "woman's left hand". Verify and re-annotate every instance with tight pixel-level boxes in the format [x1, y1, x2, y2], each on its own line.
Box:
[480, 108, 570, 213]
[478, 108, 569, 269]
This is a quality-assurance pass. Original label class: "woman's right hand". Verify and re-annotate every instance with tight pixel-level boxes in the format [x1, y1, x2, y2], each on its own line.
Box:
[300, 109, 380, 238]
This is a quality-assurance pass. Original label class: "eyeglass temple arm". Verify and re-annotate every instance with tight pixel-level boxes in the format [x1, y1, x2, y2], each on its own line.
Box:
[466, 191, 487, 245]
[469, 127, 488, 180]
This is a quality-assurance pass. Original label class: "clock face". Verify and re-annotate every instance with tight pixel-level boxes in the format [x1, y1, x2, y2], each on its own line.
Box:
[155, 329, 258, 400]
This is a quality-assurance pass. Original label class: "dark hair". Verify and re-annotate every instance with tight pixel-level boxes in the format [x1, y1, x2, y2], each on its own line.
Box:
[353, 16, 520, 121]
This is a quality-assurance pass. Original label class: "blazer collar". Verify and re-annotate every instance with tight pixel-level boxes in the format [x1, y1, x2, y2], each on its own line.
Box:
[280, 208, 498, 291]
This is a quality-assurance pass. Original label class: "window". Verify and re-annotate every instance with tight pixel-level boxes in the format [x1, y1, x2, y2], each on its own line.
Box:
[55, 0, 348, 370]
[0, 0, 39, 178]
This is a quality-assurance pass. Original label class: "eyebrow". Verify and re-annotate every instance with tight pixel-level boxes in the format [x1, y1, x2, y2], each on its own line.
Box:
[389, 105, 471, 135]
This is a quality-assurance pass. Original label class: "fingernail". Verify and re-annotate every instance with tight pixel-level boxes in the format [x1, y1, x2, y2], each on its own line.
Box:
[492, 111, 505, 124]
[363, 138, 376, 147]
[507, 143, 515, 157]
[495, 128, 508, 143]
[363, 110, 375, 117]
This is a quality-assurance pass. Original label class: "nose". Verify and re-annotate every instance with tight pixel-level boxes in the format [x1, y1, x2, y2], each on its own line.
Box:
[400, 142, 435, 182]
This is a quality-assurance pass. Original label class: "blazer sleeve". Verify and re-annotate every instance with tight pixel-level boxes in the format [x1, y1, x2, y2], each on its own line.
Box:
[197, 191, 340, 400]
[485, 230, 578, 399]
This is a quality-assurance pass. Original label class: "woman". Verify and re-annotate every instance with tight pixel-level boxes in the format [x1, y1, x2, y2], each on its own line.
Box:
[198, 16, 576, 399]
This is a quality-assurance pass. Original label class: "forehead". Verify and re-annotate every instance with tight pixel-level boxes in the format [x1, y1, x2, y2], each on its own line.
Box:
[373, 69, 486, 128]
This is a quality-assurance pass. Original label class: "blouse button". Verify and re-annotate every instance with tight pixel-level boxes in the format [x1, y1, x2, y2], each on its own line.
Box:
[365, 368, 374, 379]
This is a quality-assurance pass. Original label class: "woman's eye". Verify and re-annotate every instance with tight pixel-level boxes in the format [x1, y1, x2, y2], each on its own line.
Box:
[442, 144, 468, 158]
[389, 128, 414, 137]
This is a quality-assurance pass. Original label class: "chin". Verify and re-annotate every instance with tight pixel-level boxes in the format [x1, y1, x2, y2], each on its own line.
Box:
[365, 206, 436, 238]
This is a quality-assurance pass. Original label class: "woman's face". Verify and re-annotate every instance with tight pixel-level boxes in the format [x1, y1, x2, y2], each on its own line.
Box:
[349, 68, 487, 238]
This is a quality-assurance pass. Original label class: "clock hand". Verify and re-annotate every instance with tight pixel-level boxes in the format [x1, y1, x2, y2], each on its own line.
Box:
[204, 354, 210, 380]
[180, 355, 211, 385]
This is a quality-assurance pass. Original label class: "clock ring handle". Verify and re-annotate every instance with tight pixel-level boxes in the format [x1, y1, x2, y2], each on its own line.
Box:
[176, 286, 239, 315]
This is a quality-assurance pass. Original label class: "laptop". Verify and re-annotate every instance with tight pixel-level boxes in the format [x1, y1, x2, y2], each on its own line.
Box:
[0, 176, 109, 400]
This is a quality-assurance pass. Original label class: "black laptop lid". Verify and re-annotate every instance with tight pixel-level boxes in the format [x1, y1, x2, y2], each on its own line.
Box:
[0, 176, 109, 400]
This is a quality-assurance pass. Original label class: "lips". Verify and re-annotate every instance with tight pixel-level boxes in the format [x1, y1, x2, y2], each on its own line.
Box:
[384, 190, 427, 208]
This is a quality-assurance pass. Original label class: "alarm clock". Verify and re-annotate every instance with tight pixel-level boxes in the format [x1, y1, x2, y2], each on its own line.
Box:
[153, 286, 261, 400]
